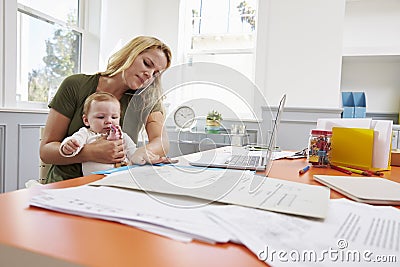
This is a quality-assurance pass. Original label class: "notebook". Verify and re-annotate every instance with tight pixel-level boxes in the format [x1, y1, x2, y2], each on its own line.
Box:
[313, 175, 400, 205]
[189, 94, 286, 175]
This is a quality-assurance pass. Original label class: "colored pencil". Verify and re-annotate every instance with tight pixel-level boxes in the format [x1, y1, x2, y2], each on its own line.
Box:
[330, 165, 352, 175]
[338, 166, 372, 176]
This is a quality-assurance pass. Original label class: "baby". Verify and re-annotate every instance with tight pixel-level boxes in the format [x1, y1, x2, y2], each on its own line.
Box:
[59, 92, 139, 175]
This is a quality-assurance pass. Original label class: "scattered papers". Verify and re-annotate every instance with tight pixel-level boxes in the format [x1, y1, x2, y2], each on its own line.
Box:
[90, 165, 330, 219]
[30, 185, 233, 244]
[206, 198, 400, 266]
[30, 186, 400, 266]
[272, 151, 297, 160]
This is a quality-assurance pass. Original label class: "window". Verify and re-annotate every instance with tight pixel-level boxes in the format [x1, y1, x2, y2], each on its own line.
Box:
[182, 0, 258, 81]
[165, 0, 259, 121]
[16, 0, 82, 107]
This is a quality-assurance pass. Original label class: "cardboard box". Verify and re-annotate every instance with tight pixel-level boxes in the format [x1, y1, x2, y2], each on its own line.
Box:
[391, 150, 400, 166]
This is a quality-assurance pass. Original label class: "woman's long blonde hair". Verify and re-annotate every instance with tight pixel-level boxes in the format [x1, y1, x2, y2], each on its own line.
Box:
[101, 36, 172, 123]
[101, 36, 171, 77]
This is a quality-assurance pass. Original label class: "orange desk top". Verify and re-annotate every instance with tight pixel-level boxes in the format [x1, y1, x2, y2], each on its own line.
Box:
[0, 158, 399, 267]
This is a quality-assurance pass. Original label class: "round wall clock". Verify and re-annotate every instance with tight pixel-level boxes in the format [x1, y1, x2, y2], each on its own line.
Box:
[173, 105, 196, 130]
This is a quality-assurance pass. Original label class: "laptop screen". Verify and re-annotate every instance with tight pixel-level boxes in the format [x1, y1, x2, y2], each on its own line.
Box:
[188, 94, 286, 175]
[263, 94, 286, 176]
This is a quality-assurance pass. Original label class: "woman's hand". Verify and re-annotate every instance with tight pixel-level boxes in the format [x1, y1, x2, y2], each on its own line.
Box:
[130, 146, 166, 165]
[83, 136, 126, 164]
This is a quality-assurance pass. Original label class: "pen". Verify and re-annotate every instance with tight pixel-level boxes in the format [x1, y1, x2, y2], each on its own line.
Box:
[299, 165, 310, 175]
[330, 165, 352, 175]
[338, 166, 372, 176]
[366, 170, 385, 177]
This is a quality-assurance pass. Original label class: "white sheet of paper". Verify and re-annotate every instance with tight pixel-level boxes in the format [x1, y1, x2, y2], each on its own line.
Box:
[30, 185, 232, 243]
[370, 120, 393, 169]
[311, 199, 400, 252]
[206, 198, 400, 266]
[316, 118, 372, 130]
[118, 219, 193, 243]
[272, 151, 297, 160]
[90, 165, 330, 219]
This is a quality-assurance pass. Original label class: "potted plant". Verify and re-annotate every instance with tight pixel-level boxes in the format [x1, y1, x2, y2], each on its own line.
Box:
[206, 110, 222, 133]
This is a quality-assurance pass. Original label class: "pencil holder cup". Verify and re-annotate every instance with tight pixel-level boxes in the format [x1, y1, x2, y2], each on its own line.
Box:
[307, 129, 332, 167]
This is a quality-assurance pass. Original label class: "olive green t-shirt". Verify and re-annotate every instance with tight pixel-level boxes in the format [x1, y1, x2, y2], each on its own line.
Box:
[46, 73, 162, 183]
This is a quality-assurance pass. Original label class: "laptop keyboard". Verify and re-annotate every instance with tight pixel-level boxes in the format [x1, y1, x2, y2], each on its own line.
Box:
[226, 155, 260, 167]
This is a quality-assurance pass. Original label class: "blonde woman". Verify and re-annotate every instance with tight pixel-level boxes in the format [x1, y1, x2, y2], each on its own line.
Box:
[40, 36, 172, 183]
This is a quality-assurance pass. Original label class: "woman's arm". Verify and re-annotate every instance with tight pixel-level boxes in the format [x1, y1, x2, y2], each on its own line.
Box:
[40, 108, 126, 165]
[131, 111, 169, 164]
[145, 111, 169, 156]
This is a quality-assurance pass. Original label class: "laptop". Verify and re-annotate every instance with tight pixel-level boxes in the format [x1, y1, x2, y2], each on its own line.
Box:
[189, 94, 286, 175]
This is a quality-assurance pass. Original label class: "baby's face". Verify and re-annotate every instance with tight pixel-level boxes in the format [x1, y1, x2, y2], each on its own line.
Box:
[83, 100, 120, 134]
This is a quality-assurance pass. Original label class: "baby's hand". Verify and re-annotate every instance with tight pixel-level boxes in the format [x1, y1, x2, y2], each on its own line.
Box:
[61, 139, 80, 155]
[107, 125, 122, 140]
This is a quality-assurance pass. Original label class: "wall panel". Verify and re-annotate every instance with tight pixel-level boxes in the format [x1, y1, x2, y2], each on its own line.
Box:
[0, 124, 5, 192]
[0, 110, 47, 192]
[18, 124, 42, 189]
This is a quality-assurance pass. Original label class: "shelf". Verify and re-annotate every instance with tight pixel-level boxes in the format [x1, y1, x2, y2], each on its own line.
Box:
[342, 54, 400, 63]
[342, 46, 400, 57]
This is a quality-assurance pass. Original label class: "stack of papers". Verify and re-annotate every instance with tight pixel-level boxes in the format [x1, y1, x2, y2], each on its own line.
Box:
[206, 198, 400, 266]
[30, 186, 400, 265]
[90, 165, 330, 219]
[30, 185, 233, 243]
[30, 164, 330, 243]
[27, 164, 400, 265]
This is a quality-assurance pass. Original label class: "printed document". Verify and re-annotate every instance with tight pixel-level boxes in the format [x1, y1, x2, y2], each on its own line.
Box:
[30, 185, 232, 243]
[206, 198, 400, 266]
[90, 165, 330, 219]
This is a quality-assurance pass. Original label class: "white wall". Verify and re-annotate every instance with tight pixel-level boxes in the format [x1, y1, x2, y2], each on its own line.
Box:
[341, 0, 400, 114]
[99, 0, 346, 111]
[341, 56, 400, 113]
[91, 0, 400, 116]
[256, 0, 345, 108]
[144, 0, 180, 65]
[99, 0, 147, 70]
[99, 0, 181, 68]
[343, 0, 400, 54]
[0, 0, 3, 107]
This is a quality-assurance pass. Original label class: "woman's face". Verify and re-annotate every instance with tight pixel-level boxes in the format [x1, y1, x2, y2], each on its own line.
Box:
[123, 49, 168, 90]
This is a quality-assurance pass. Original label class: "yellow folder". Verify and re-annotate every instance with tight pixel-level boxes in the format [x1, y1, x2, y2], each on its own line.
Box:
[330, 127, 375, 170]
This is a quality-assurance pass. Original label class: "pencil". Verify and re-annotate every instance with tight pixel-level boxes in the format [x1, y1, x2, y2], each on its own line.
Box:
[340, 166, 374, 176]
[340, 166, 384, 177]
[330, 165, 352, 175]
[338, 166, 372, 176]
[299, 165, 310, 175]
[368, 170, 385, 177]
